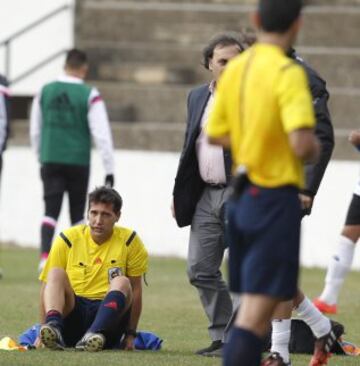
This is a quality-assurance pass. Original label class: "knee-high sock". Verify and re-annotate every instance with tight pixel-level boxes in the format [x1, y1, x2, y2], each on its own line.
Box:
[223, 327, 263, 366]
[89, 290, 126, 333]
[296, 296, 331, 338]
[41, 216, 57, 254]
[320, 235, 355, 304]
[271, 319, 291, 364]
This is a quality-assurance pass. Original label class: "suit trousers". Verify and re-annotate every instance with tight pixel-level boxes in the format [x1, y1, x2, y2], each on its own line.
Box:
[187, 185, 233, 341]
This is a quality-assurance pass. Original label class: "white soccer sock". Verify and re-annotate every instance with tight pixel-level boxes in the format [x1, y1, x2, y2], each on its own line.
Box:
[320, 235, 355, 305]
[271, 319, 291, 364]
[296, 296, 331, 338]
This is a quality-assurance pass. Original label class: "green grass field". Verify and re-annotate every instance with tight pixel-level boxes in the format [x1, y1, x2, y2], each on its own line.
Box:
[0, 246, 360, 366]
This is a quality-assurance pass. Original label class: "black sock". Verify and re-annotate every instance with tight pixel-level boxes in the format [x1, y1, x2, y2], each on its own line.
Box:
[45, 310, 64, 332]
[223, 327, 263, 366]
[89, 290, 126, 333]
[41, 223, 55, 254]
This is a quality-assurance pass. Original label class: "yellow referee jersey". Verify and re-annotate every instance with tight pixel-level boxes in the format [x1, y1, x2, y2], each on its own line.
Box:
[206, 43, 315, 189]
[39, 225, 148, 300]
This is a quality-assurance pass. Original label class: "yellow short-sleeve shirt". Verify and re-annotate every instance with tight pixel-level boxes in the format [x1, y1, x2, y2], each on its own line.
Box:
[39, 225, 148, 300]
[206, 43, 315, 189]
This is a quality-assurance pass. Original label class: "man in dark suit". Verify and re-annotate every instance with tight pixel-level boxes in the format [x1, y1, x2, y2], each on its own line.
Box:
[172, 33, 249, 357]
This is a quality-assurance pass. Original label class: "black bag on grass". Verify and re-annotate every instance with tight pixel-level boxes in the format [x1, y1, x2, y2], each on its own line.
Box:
[289, 319, 345, 354]
[264, 319, 345, 355]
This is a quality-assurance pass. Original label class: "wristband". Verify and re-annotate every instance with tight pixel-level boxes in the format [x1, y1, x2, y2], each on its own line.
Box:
[125, 329, 137, 337]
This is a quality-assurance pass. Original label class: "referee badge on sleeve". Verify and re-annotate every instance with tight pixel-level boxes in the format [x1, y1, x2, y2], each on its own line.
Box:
[108, 267, 123, 282]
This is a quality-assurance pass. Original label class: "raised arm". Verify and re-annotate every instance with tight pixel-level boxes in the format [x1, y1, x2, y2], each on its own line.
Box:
[88, 88, 115, 186]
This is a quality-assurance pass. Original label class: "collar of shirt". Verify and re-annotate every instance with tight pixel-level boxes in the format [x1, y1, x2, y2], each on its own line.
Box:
[209, 80, 216, 95]
[57, 74, 84, 84]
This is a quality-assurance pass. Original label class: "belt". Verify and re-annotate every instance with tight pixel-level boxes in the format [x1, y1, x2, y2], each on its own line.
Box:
[206, 183, 227, 189]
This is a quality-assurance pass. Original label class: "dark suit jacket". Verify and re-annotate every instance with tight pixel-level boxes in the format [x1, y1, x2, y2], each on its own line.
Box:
[291, 51, 335, 198]
[173, 84, 232, 228]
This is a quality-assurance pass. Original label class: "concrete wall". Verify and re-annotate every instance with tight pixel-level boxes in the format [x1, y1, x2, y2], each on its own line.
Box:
[1, 147, 360, 270]
[0, 0, 75, 95]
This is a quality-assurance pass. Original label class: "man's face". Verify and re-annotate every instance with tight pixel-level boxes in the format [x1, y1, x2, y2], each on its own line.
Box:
[209, 44, 241, 82]
[88, 201, 120, 244]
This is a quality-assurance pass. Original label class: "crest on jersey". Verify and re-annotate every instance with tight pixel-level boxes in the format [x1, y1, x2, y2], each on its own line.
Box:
[108, 267, 123, 282]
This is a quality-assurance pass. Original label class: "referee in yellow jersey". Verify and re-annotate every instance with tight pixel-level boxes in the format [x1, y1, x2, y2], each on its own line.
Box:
[206, 1, 320, 365]
[38, 186, 148, 352]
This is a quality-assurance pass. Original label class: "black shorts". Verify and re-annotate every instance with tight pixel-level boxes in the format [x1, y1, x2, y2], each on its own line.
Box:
[63, 296, 130, 348]
[345, 194, 360, 226]
[41, 163, 90, 222]
[41, 163, 89, 196]
[226, 184, 301, 300]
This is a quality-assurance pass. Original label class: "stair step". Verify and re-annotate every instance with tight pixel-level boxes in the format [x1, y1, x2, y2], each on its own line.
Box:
[83, 44, 360, 88]
[77, 2, 360, 48]
[299, 47, 360, 88]
[91, 80, 360, 128]
[333, 130, 360, 160]
[93, 81, 189, 123]
[11, 81, 359, 129]
[7, 120, 360, 160]
[8, 120, 186, 151]
[112, 121, 185, 151]
[328, 87, 360, 129]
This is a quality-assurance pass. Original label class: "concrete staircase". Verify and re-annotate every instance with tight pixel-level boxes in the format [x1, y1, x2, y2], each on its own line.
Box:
[72, 0, 360, 158]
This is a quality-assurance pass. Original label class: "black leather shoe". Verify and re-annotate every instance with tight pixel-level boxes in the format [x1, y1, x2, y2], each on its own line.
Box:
[195, 340, 224, 355]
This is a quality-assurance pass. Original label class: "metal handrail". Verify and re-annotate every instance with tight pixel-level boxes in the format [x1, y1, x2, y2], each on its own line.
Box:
[10, 49, 67, 85]
[0, 3, 72, 84]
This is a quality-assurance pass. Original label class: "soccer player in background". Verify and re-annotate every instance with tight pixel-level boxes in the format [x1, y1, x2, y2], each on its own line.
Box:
[30, 49, 115, 271]
[314, 129, 360, 314]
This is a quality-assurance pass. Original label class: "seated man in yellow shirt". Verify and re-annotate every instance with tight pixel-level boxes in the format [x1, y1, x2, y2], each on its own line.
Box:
[39, 186, 148, 352]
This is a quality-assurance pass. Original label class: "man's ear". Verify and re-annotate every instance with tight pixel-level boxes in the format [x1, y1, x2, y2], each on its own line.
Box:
[116, 211, 121, 222]
[292, 16, 302, 34]
[251, 11, 261, 30]
[208, 57, 214, 71]
[80, 64, 89, 79]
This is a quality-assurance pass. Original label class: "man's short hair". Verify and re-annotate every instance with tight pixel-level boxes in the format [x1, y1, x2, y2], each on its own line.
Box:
[259, 0, 303, 33]
[202, 32, 250, 70]
[88, 186, 123, 214]
[65, 48, 88, 69]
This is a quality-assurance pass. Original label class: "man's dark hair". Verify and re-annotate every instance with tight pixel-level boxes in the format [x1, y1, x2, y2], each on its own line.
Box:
[88, 186, 123, 214]
[202, 32, 250, 70]
[259, 0, 303, 33]
[65, 48, 88, 69]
